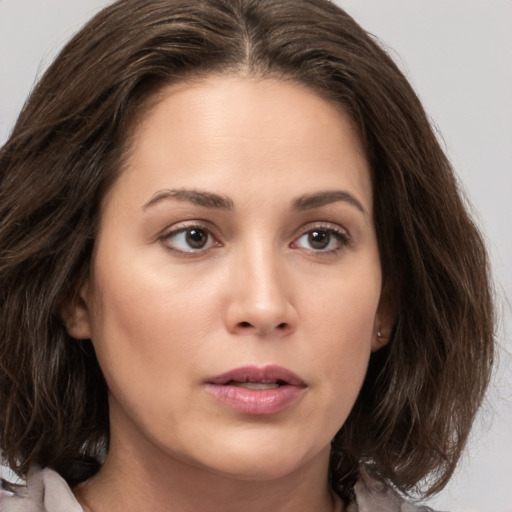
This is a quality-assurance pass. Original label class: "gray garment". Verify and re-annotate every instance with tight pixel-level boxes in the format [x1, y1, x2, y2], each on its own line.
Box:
[0, 466, 441, 512]
[1, 467, 82, 512]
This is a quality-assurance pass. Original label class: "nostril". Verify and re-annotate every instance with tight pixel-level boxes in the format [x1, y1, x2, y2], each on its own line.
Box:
[237, 321, 288, 331]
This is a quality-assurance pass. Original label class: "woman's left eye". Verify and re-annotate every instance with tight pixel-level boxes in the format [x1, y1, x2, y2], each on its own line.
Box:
[162, 226, 218, 253]
[292, 227, 350, 252]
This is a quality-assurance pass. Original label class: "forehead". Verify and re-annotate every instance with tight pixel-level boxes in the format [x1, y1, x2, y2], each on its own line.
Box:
[107, 75, 372, 214]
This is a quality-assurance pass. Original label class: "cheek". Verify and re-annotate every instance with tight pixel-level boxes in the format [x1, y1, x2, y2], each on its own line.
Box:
[85, 246, 219, 404]
[305, 260, 381, 346]
[86, 222, 381, 443]
[302, 263, 381, 405]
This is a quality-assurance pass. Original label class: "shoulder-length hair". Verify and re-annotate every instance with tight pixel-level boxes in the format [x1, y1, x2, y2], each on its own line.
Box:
[0, 0, 494, 502]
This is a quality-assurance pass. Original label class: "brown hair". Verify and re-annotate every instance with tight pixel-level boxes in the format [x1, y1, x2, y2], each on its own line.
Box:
[0, 0, 494, 502]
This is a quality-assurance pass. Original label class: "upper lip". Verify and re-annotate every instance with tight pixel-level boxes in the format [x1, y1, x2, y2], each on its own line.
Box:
[206, 365, 306, 387]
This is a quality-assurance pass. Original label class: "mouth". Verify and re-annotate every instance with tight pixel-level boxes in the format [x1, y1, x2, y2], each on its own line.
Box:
[229, 380, 283, 390]
[205, 365, 306, 415]
[207, 365, 305, 386]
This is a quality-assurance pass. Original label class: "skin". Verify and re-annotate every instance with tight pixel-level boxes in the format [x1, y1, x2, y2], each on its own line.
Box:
[66, 75, 391, 512]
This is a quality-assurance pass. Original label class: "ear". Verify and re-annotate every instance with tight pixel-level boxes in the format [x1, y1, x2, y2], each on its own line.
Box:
[59, 279, 92, 340]
[371, 286, 396, 352]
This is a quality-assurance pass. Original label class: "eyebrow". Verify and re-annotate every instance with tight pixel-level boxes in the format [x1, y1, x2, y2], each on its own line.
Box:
[142, 187, 366, 215]
[293, 190, 367, 215]
[142, 188, 234, 211]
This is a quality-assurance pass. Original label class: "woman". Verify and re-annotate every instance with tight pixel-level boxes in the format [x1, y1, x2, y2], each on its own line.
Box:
[0, 0, 495, 511]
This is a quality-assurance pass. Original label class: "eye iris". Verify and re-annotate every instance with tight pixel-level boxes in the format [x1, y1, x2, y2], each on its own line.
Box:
[185, 228, 208, 248]
[308, 230, 329, 249]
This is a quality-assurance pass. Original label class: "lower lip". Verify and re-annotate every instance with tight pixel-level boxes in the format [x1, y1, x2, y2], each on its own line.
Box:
[205, 384, 305, 415]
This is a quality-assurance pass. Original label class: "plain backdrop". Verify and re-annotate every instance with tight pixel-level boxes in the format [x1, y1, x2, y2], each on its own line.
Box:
[1, 1, 511, 511]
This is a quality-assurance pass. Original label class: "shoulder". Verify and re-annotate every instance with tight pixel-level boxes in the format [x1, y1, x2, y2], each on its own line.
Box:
[349, 470, 447, 512]
[0, 466, 83, 512]
[1, 465, 448, 512]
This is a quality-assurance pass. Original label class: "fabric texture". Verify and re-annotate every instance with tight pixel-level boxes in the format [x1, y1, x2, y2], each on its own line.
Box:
[1, 467, 82, 512]
[0, 466, 442, 512]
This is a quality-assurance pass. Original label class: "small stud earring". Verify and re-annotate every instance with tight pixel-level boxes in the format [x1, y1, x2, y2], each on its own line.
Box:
[377, 331, 383, 339]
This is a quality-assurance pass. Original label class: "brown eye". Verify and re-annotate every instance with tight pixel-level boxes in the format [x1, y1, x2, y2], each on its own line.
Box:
[308, 230, 330, 249]
[292, 225, 350, 253]
[185, 228, 209, 249]
[163, 226, 216, 253]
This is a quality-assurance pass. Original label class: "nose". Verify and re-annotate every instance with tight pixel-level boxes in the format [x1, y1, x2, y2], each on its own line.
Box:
[224, 242, 298, 338]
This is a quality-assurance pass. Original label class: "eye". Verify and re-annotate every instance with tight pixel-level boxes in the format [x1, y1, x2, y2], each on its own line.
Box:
[292, 226, 350, 253]
[162, 225, 218, 253]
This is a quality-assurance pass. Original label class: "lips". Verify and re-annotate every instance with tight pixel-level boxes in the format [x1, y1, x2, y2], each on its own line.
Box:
[205, 365, 306, 415]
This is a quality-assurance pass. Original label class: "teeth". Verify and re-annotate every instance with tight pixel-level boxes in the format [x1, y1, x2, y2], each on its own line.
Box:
[232, 381, 280, 390]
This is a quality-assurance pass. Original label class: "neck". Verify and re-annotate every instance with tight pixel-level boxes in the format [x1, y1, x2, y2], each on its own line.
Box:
[74, 433, 343, 512]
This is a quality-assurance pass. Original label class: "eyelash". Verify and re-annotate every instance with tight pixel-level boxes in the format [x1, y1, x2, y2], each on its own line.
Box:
[159, 222, 351, 256]
[290, 223, 351, 254]
[160, 222, 220, 255]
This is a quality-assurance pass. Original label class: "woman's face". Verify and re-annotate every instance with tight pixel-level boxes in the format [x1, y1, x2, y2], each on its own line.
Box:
[70, 76, 388, 481]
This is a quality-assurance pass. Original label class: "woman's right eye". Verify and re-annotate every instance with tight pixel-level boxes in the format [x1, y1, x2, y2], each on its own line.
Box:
[161, 226, 218, 253]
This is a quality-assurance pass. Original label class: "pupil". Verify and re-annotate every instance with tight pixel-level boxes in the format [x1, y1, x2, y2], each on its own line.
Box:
[308, 230, 329, 249]
[186, 229, 207, 248]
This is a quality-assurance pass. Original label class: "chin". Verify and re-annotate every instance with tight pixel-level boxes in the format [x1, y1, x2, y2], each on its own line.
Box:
[180, 434, 328, 482]
[206, 453, 311, 482]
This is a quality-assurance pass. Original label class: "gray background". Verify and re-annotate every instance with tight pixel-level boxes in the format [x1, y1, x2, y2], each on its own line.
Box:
[0, 1, 511, 511]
